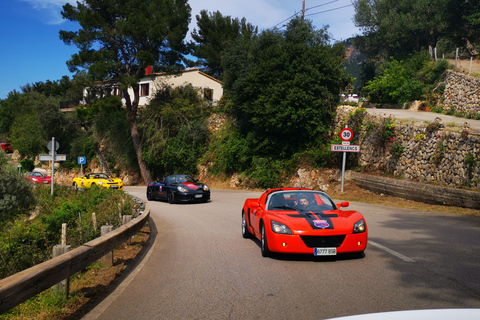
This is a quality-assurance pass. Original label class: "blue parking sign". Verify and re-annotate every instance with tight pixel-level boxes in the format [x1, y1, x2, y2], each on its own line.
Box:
[78, 157, 86, 164]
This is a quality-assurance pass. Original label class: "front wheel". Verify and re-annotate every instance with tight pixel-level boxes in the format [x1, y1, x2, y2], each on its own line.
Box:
[167, 191, 176, 204]
[146, 189, 153, 201]
[242, 211, 252, 239]
[73, 182, 79, 190]
[261, 223, 271, 257]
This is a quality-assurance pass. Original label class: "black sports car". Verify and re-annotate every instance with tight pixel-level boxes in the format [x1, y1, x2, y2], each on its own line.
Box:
[146, 174, 211, 204]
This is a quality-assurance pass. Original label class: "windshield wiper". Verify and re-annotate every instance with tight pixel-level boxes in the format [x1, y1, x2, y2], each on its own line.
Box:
[271, 205, 297, 211]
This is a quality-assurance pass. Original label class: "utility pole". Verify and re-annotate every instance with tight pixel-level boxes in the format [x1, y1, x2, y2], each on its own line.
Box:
[302, 0, 305, 21]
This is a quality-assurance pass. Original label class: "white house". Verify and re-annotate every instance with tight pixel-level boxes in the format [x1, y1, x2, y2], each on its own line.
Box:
[82, 68, 223, 106]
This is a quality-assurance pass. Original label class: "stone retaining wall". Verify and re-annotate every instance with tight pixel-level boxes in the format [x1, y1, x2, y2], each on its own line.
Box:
[443, 70, 480, 114]
[336, 106, 480, 202]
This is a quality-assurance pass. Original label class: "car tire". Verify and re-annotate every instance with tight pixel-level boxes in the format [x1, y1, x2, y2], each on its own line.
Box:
[261, 222, 271, 257]
[242, 211, 252, 239]
[73, 182, 78, 190]
[147, 189, 153, 201]
[167, 191, 176, 204]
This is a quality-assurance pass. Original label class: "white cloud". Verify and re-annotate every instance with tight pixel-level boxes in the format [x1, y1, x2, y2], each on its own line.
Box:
[19, 0, 76, 25]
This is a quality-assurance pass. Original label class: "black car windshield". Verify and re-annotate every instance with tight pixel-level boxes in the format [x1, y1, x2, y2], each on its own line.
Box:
[89, 173, 109, 179]
[166, 174, 196, 184]
[30, 172, 44, 177]
[267, 191, 336, 211]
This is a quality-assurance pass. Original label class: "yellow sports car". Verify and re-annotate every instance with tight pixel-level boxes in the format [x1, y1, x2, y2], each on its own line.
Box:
[72, 173, 123, 190]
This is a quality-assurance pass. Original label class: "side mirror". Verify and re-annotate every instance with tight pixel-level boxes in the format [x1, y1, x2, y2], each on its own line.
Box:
[336, 201, 350, 208]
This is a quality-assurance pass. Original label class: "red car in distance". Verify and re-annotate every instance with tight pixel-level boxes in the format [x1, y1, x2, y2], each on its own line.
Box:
[0, 143, 13, 153]
[242, 188, 367, 258]
[26, 172, 52, 184]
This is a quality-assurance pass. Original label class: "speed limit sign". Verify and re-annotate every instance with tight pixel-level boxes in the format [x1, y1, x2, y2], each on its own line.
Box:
[339, 128, 353, 141]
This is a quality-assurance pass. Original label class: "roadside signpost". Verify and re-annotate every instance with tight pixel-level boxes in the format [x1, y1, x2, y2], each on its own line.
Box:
[332, 126, 361, 192]
[39, 137, 67, 195]
[78, 157, 86, 176]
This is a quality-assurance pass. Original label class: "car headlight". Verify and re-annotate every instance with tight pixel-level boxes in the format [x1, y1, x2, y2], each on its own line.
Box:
[203, 184, 209, 191]
[271, 220, 292, 235]
[98, 181, 105, 185]
[353, 219, 366, 233]
[177, 185, 188, 193]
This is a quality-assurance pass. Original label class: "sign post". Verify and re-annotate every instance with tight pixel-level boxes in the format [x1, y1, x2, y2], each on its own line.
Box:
[332, 126, 361, 192]
[78, 157, 86, 176]
[40, 137, 66, 196]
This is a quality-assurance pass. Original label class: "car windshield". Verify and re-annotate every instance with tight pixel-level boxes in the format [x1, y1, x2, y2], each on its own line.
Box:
[266, 191, 336, 212]
[30, 172, 43, 177]
[89, 173, 109, 179]
[166, 175, 196, 184]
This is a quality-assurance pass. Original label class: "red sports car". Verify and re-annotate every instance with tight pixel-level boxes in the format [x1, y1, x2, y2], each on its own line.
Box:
[0, 143, 13, 153]
[242, 188, 367, 257]
[26, 172, 52, 184]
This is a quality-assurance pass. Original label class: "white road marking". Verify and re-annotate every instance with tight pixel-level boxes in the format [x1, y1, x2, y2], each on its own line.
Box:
[369, 240, 415, 263]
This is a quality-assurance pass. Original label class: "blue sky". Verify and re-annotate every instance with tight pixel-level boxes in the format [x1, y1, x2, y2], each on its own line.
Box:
[0, 0, 361, 100]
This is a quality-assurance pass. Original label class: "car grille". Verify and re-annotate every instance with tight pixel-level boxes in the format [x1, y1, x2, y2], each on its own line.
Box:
[300, 235, 346, 248]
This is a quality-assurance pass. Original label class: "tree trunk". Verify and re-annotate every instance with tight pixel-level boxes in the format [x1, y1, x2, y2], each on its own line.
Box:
[125, 87, 152, 185]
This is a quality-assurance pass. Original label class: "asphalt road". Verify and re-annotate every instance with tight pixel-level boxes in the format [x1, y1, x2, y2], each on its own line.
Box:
[366, 108, 480, 133]
[84, 187, 480, 320]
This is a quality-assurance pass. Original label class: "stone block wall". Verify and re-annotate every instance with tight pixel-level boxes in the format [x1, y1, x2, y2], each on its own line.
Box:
[443, 70, 480, 114]
[336, 107, 480, 191]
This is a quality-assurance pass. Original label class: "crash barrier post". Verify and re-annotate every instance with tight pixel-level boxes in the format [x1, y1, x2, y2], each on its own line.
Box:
[123, 215, 132, 245]
[100, 225, 113, 267]
[61, 223, 67, 245]
[52, 245, 71, 299]
[0, 205, 149, 315]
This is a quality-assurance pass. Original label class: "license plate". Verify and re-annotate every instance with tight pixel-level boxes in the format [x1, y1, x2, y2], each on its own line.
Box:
[314, 248, 337, 256]
[195, 194, 203, 198]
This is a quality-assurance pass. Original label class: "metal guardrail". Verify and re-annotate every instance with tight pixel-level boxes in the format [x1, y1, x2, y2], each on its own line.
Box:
[0, 205, 150, 314]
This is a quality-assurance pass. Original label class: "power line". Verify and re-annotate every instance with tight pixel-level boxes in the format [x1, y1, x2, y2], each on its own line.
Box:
[271, 1, 354, 30]
[305, 4, 353, 17]
[305, 0, 339, 12]
[272, 12, 300, 29]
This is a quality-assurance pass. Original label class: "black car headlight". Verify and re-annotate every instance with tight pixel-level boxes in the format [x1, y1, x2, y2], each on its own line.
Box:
[177, 185, 188, 193]
[353, 219, 366, 233]
[203, 184, 210, 191]
[271, 220, 292, 235]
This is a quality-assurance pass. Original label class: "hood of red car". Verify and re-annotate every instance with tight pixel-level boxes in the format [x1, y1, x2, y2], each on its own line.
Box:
[268, 209, 363, 233]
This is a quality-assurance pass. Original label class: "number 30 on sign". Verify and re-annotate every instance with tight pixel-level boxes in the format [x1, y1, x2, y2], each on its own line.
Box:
[339, 128, 353, 142]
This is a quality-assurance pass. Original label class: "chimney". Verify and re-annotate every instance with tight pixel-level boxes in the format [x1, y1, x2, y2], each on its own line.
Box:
[145, 65, 153, 75]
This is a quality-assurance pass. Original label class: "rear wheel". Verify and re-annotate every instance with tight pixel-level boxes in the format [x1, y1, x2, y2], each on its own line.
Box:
[242, 211, 252, 239]
[168, 191, 176, 204]
[261, 223, 271, 257]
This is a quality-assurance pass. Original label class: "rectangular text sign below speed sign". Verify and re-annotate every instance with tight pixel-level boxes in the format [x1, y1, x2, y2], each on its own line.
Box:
[340, 128, 353, 142]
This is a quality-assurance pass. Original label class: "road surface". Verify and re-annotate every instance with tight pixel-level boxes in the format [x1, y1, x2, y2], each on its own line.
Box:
[83, 187, 480, 320]
[366, 108, 480, 133]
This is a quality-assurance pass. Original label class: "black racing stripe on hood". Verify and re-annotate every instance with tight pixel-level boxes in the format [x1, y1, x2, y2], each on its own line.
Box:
[286, 212, 335, 229]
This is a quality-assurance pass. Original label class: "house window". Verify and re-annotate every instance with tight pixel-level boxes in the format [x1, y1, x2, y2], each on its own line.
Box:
[204, 88, 213, 101]
[141, 83, 150, 96]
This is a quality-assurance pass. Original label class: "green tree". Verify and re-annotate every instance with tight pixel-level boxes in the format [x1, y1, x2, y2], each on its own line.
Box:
[60, 0, 192, 184]
[353, 0, 449, 59]
[191, 10, 258, 78]
[223, 17, 348, 158]
[0, 154, 36, 226]
[444, 0, 480, 56]
[138, 85, 209, 178]
[364, 51, 450, 104]
[1, 92, 78, 158]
